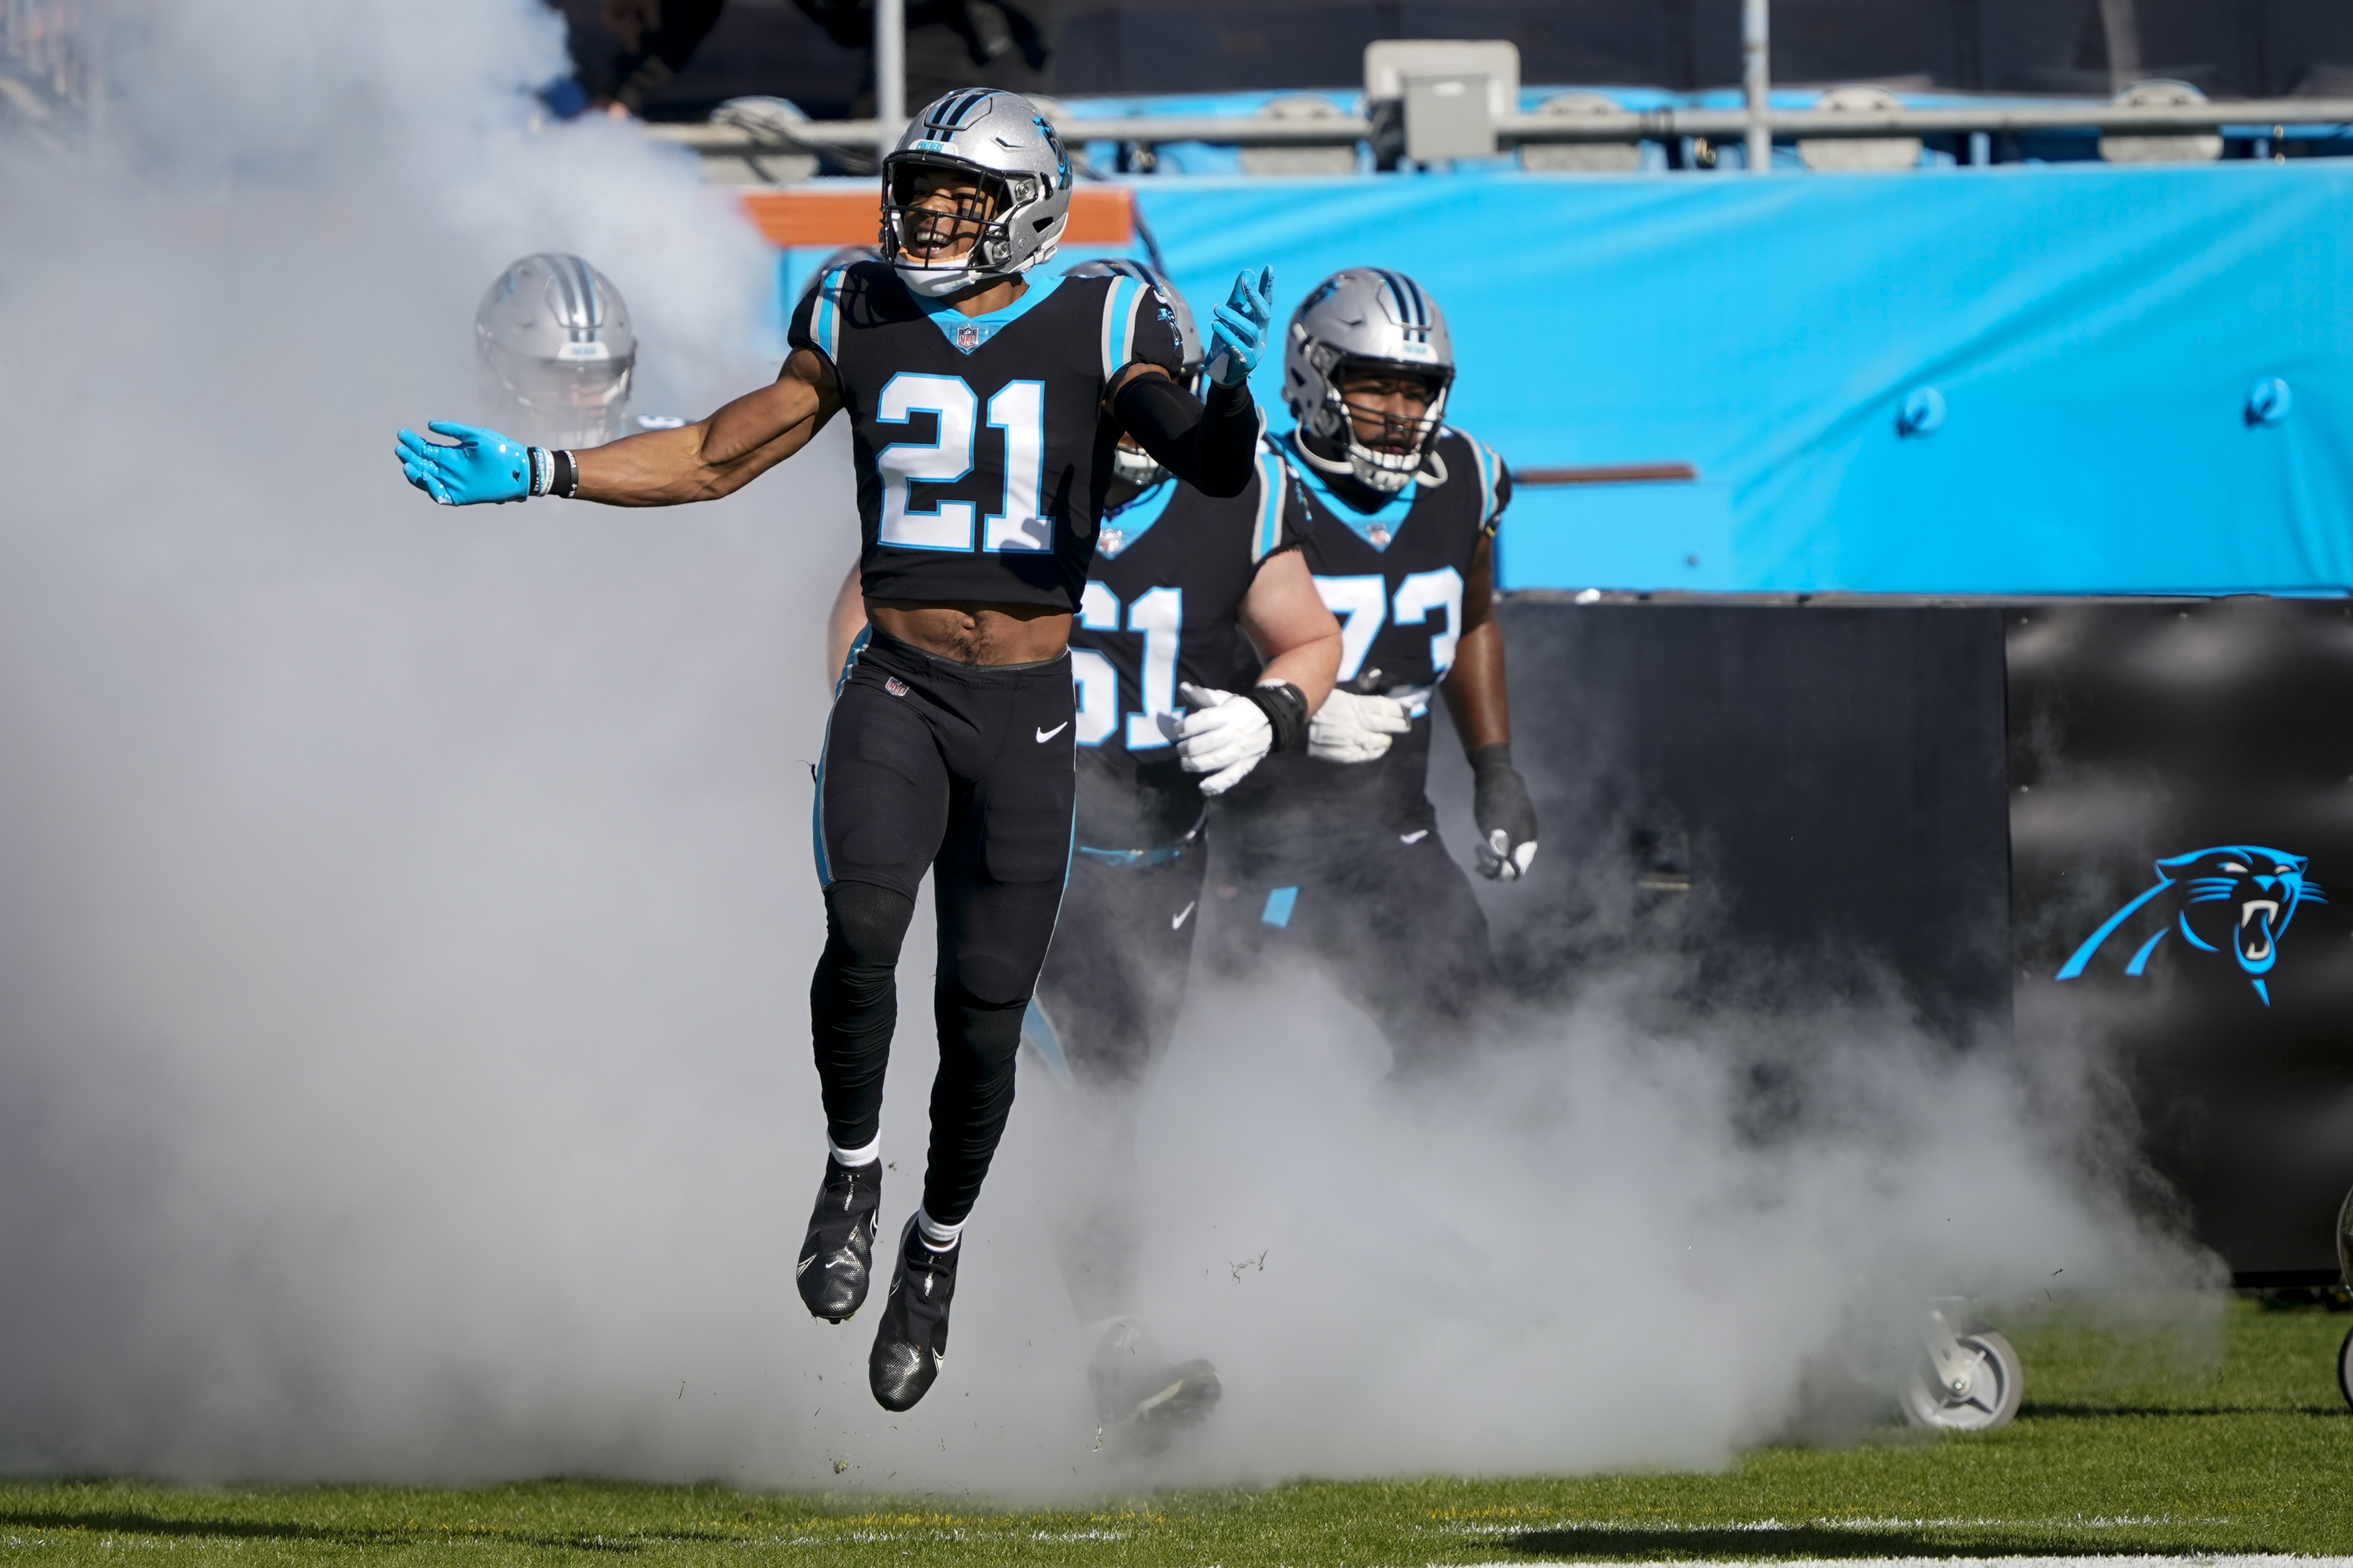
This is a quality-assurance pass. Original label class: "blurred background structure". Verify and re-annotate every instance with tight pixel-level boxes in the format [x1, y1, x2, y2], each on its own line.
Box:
[543, 0, 2353, 120]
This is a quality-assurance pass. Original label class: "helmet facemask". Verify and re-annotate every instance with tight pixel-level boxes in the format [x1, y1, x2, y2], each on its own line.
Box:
[883, 156, 1044, 298]
[1306, 353, 1452, 495]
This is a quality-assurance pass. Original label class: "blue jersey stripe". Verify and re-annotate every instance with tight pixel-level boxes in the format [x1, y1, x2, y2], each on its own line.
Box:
[1100, 274, 1140, 380]
[1252, 446, 1284, 562]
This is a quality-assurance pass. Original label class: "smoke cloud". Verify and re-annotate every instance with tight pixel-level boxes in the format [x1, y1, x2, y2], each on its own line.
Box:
[0, 0, 2211, 1491]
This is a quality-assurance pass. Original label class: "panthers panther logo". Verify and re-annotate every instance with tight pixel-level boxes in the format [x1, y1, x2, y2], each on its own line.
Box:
[1033, 115, 1071, 189]
[2056, 844, 2324, 1006]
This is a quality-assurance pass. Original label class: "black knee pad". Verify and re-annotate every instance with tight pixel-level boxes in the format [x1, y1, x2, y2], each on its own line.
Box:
[824, 880, 915, 971]
[933, 983, 1026, 1079]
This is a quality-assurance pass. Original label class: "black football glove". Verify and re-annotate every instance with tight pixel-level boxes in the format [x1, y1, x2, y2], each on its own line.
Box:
[1468, 743, 1538, 881]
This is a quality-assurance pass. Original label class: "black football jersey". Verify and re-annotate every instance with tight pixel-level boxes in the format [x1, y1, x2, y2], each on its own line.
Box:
[1071, 439, 1309, 849]
[1217, 426, 1510, 849]
[788, 260, 1186, 613]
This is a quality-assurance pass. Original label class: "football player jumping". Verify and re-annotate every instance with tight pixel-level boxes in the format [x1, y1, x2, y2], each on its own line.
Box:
[392, 88, 1282, 1414]
[1212, 268, 1538, 1069]
[828, 258, 1341, 1451]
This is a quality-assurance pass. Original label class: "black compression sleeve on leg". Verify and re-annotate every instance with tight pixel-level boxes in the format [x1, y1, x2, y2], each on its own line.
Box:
[1111, 374, 1257, 498]
[810, 881, 916, 1151]
[921, 983, 1027, 1226]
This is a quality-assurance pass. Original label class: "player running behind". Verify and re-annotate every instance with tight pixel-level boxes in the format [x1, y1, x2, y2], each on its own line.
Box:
[392, 88, 1281, 1414]
[1209, 269, 1539, 1072]
[825, 258, 1342, 1450]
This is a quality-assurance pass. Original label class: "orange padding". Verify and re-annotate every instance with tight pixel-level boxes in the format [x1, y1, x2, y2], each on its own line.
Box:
[741, 185, 1133, 249]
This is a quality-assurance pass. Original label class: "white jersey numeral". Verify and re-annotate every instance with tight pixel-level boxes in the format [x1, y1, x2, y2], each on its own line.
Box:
[1314, 574, 1388, 683]
[873, 371, 1049, 553]
[1071, 583, 1186, 750]
[984, 380, 1049, 552]
[1314, 568, 1466, 684]
[1073, 582, 1123, 746]
[1123, 586, 1183, 750]
[1392, 567, 1465, 677]
[875, 373, 976, 549]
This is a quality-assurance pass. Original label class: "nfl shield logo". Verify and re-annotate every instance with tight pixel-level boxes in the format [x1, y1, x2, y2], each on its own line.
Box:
[956, 324, 979, 352]
[885, 675, 909, 697]
[1369, 526, 1392, 547]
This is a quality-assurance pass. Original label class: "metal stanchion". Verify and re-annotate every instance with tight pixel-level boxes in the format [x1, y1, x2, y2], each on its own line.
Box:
[874, 0, 904, 157]
[1743, 0, 1771, 172]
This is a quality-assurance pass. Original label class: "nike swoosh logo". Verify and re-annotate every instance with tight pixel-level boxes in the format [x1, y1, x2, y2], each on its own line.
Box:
[1400, 829, 1430, 845]
[1036, 722, 1069, 742]
[1172, 900, 1195, 931]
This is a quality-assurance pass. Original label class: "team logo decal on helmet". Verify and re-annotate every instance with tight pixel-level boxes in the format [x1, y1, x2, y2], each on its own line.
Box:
[1283, 267, 1456, 495]
[880, 89, 1074, 299]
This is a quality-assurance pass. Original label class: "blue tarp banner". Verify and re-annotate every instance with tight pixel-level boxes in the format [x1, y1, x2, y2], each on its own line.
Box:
[1063, 163, 2353, 597]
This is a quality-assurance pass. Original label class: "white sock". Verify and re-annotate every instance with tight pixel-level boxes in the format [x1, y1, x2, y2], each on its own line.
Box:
[829, 1136, 881, 1168]
[915, 1206, 963, 1251]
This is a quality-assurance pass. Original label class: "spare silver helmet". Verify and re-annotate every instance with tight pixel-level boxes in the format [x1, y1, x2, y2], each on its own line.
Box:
[1064, 257, 1200, 486]
[1282, 267, 1455, 495]
[881, 89, 1073, 299]
[475, 253, 636, 449]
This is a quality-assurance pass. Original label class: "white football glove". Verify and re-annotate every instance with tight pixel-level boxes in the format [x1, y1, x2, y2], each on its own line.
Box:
[1157, 681, 1273, 795]
[1307, 687, 1413, 764]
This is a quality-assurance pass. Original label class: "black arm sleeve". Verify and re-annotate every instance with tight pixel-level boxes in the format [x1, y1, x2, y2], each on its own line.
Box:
[1110, 375, 1257, 499]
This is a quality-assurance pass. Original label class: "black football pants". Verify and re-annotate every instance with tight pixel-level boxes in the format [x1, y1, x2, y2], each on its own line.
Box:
[810, 630, 1076, 1226]
[1204, 824, 1500, 1075]
[1028, 832, 1208, 1323]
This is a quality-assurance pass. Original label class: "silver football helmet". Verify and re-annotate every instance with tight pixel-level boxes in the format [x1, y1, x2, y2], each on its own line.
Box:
[1065, 258, 1200, 486]
[881, 89, 1073, 299]
[475, 253, 637, 449]
[1282, 267, 1455, 494]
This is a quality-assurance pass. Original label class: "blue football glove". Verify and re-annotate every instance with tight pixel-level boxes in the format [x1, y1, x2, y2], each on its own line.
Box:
[1204, 265, 1276, 388]
[394, 421, 534, 506]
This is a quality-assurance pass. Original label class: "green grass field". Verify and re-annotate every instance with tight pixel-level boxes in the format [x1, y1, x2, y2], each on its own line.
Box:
[3, 1296, 2347, 1564]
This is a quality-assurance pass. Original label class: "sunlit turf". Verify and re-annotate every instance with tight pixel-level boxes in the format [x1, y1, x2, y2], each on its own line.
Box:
[2, 1296, 2347, 1563]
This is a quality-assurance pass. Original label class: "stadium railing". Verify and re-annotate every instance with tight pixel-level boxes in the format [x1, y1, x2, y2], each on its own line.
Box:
[645, 90, 2353, 180]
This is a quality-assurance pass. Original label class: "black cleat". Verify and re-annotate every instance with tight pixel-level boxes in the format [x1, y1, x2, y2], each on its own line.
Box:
[869, 1217, 959, 1411]
[795, 1157, 881, 1323]
[1088, 1317, 1221, 1454]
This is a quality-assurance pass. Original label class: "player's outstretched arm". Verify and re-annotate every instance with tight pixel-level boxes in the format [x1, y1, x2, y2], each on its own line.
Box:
[1441, 536, 1538, 880]
[573, 348, 840, 506]
[392, 349, 838, 508]
[1107, 267, 1276, 500]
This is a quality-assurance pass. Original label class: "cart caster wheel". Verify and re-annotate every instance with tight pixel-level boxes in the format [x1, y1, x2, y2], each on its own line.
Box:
[1901, 1328, 2022, 1432]
[2337, 1325, 2353, 1412]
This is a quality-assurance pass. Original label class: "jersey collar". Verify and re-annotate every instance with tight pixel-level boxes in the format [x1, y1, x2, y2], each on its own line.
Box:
[1095, 476, 1180, 558]
[913, 271, 1065, 355]
[1279, 431, 1417, 550]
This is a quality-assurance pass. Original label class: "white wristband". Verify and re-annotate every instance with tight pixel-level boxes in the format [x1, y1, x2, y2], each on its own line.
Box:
[527, 446, 552, 497]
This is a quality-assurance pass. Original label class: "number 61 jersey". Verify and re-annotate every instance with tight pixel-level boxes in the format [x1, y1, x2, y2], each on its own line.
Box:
[789, 260, 1186, 613]
[1218, 426, 1511, 847]
[1071, 441, 1308, 851]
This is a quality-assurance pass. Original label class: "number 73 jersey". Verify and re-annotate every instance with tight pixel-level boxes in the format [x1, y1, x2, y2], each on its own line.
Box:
[1068, 439, 1309, 850]
[1218, 426, 1510, 845]
[790, 260, 1187, 614]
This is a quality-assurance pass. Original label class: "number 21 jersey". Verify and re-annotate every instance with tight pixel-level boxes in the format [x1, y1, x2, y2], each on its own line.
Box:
[789, 260, 1186, 613]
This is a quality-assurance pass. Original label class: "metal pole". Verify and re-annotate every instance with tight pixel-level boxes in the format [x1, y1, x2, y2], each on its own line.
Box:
[2097, 0, 2142, 94]
[1743, 0, 1771, 172]
[874, 0, 905, 159]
